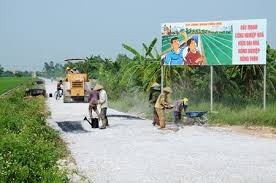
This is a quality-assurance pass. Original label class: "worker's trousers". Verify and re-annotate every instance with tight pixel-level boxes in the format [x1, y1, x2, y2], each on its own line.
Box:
[156, 108, 166, 128]
[174, 111, 182, 124]
[152, 107, 160, 126]
[100, 107, 108, 128]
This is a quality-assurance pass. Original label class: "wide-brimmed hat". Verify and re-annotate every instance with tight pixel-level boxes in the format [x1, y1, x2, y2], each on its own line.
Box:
[151, 82, 160, 90]
[151, 82, 160, 88]
[163, 87, 172, 93]
[94, 84, 103, 91]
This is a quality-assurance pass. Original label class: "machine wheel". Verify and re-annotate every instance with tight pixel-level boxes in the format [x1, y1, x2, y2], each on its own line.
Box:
[84, 96, 89, 103]
[63, 96, 71, 103]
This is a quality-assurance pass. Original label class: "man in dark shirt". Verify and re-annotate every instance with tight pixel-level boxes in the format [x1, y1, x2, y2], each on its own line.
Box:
[88, 87, 100, 120]
[173, 98, 189, 124]
[57, 80, 63, 95]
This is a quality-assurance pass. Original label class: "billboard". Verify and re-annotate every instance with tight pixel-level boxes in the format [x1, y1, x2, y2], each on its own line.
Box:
[161, 19, 267, 65]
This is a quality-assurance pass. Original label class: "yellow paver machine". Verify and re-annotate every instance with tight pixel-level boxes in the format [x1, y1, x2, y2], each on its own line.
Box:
[63, 59, 91, 103]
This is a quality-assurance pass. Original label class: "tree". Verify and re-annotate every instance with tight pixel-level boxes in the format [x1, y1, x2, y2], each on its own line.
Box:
[41, 61, 64, 78]
[0, 64, 3, 76]
[121, 38, 160, 90]
[266, 44, 276, 96]
[1, 70, 13, 77]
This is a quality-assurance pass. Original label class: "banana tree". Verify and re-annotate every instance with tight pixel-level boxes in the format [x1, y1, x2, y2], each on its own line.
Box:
[122, 38, 189, 91]
[121, 38, 161, 91]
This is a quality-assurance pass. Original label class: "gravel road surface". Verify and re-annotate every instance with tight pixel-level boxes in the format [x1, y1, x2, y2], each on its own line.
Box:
[45, 79, 276, 183]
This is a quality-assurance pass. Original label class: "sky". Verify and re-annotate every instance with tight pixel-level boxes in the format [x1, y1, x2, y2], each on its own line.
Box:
[0, 0, 275, 71]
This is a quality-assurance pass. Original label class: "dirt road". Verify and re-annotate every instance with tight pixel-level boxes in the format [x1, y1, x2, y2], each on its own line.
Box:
[45, 79, 276, 183]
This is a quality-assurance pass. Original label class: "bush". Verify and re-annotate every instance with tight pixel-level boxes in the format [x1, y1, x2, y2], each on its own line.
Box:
[0, 88, 67, 182]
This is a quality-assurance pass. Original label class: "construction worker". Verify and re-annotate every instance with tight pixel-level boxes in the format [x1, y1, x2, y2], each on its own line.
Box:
[149, 83, 161, 126]
[65, 67, 71, 74]
[155, 87, 173, 129]
[94, 84, 109, 129]
[173, 97, 189, 124]
[88, 86, 101, 122]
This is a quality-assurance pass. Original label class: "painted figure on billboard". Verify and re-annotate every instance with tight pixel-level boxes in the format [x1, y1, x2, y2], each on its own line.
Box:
[164, 37, 185, 65]
[162, 29, 205, 65]
[185, 38, 204, 65]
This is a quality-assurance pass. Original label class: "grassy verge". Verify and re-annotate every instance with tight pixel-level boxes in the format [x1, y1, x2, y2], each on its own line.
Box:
[209, 103, 276, 127]
[0, 77, 31, 94]
[0, 84, 68, 182]
[110, 91, 276, 128]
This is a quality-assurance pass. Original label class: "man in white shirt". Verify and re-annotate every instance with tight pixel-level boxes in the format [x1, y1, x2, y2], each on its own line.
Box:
[95, 84, 109, 129]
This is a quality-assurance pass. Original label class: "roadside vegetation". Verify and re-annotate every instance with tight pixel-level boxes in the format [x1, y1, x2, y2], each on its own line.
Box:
[41, 39, 276, 127]
[209, 103, 276, 127]
[0, 81, 68, 182]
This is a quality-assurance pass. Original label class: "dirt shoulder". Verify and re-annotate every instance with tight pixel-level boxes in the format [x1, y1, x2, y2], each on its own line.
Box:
[212, 124, 276, 139]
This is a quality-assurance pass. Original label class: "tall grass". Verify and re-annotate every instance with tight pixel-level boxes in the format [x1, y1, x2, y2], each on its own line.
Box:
[210, 103, 276, 127]
[110, 91, 276, 127]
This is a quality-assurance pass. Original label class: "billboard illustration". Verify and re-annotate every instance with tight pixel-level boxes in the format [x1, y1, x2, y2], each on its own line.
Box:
[161, 19, 266, 65]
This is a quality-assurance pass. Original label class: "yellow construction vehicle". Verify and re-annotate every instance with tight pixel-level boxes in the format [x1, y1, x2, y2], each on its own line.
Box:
[63, 59, 91, 103]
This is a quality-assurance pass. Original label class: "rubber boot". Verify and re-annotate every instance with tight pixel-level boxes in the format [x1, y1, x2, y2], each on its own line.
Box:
[106, 119, 109, 126]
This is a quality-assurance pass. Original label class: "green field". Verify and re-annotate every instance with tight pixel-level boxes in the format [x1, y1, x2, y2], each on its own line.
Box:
[0, 77, 31, 94]
[162, 33, 233, 65]
[201, 33, 233, 65]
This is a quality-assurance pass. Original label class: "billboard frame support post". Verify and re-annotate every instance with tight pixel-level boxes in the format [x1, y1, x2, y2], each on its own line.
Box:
[263, 65, 266, 110]
[161, 64, 164, 92]
[210, 66, 214, 113]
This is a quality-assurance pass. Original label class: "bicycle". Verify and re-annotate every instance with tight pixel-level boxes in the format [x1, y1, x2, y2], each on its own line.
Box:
[54, 89, 63, 100]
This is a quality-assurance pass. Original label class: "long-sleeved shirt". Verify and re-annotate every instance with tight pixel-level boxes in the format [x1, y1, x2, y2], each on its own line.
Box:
[174, 100, 184, 112]
[99, 89, 108, 109]
[155, 93, 170, 109]
[149, 90, 161, 105]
